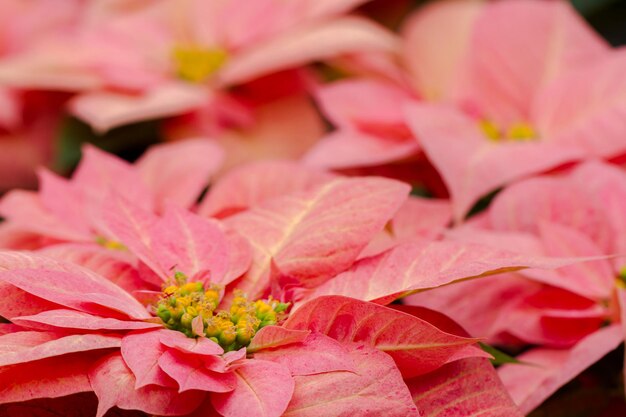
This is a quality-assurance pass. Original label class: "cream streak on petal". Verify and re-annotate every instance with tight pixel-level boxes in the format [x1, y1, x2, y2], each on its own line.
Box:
[227, 177, 410, 297]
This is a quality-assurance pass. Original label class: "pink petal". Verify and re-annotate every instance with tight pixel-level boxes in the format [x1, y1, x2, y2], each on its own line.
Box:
[252, 333, 355, 376]
[199, 160, 335, 218]
[454, 0, 608, 125]
[12, 309, 160, 332]
[0, 333, 121, 366]
[0, 354, 97, 405]
[0, 324, 21, 336]
[121, 330, 176, 389]
[0, 223, 52, 251]
[0, 43, 102, 91]
[0, 88, 20, 130]
[150, 205, 231, 284]
[310, 240, 573, 305]
[0, 190, 90, 242]
[0, 267, 150, 320]
[69, 83, 208, 133]
[498, 324, 623, 414]
[103, 196, 162, 278]
[212, 94, 325, 174]
[89, 352, 206, 417]
[405, 103, 584, 220]
[137, 139, 224, 212]
[0, 282, 63, 320]
[404, 274, 541, 341]
[191, 315, 205, 337]
[247, 325, 310, 353]
[571, 161, 626, 259]
[487, 175, 608, 248]
[211, 359, 294, 417]
[158, 349, 236, 393]
[226, 177, 409, 297]
[286, 296, 479, 378]
[159, 329, 224, 356]
[220, 17, 399, 85]
[38, 243, 156, 294]
[361, 196, 451, 257]
[402, 0, 481, 100]
[299, 0, 373, 18]
[314, 78, 415, 128]
[535, 52, 626, 159]
[0, 331, 59, 353]
[536, 222, 614, 299]
[408, 357, 523, 417]
[222, 228, 253, 284]
[389, 304, 491, 362]
[74, 145, 155, 226]
[37, 169, 93, 236]
[393, 196, 452, 240]
[283, 344, 418, 417]
[303, 129, 419, 170]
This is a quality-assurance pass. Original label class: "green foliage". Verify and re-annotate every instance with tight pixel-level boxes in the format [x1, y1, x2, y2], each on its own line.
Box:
[54, 117, 163, 173]
[571, 0, 620, 16]
[479, 343, 522, 367]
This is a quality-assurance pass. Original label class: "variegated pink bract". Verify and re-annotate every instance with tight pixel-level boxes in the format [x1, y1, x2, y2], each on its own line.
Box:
[306, 0, 624, 221]
[407, 161, 626, 413]
[404, 0, 624, 220]
[0, 140, 223, 251]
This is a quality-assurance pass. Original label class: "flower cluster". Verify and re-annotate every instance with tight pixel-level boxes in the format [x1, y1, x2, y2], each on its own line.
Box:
[156, 274, 288, 349]
[1, 0, 626, 416]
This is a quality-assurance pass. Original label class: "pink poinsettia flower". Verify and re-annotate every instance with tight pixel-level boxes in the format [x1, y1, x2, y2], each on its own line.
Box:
[298, 1, 455, 173]
[0, 247, 511, 416]
[0, 0, 83, 190]
[306, 0, 621, 219]
[407, 161, 626, 413]
[403, 0, 625, 220]
[0, 153, 583, 415]
[0, 140, 223, 250]
[0, 0, 398, 133]
[0, 186, 557, 416]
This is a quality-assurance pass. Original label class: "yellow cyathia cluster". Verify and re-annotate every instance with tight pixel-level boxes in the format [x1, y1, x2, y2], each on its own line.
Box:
[172, 45, 228, 83]
[155, 272, 289, 351]
[480, 120, 537, 142]
[95, 236, 127, 251]
[617, 268, 626, 289]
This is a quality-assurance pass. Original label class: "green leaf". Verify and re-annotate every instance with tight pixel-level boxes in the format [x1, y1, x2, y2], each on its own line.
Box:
[479, 343, 522, 367]
[54, 116, 163, 173]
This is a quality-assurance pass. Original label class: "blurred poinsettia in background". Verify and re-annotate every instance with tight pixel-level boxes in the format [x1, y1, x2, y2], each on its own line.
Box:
[1, 0, 626, 416]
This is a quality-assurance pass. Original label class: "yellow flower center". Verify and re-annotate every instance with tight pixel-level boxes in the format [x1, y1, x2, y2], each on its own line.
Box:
[95, 236, 127, 251]
[155, 273, 289, 351]
[172, 45, 228, 83]
[616, 268, 626, 289]
[479, 120, 537, 142]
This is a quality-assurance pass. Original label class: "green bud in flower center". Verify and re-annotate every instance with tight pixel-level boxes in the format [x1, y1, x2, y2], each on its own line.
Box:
[155, 273, 290, 351]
